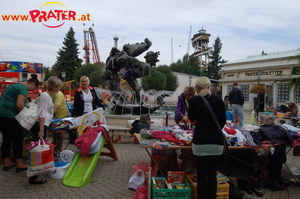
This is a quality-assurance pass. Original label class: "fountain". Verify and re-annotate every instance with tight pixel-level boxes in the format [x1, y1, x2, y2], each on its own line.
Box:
[95, 88, 175, 116]
[98, 38, 177, 126]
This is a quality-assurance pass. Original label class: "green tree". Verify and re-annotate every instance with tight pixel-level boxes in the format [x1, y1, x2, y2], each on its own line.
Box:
[90, 69, 107, 87]
[155, 65, 178, 91]
[74, 63, 104, 86]
[141, 70, 166, 91]
[276, 53, 300, 87]
[170, 54, 201, 76]
[203, 37, 226, 79]
[43, 67, 51, 82]
[141, 66, 178, 91]
[55, 27, 83, 82]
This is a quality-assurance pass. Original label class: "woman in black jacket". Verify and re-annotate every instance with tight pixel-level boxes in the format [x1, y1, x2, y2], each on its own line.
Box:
[72, 76, 104, 117]
[188, 76, 226, 199]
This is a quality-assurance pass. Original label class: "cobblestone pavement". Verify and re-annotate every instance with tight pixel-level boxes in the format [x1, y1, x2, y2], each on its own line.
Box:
[1, 110, 300, 199]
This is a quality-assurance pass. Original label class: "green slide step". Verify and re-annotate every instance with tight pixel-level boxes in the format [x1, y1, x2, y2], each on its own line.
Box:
[62, 133, 106, 188]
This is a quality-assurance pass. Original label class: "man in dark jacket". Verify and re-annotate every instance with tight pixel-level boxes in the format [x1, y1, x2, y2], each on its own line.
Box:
[229, 82, 244, 125]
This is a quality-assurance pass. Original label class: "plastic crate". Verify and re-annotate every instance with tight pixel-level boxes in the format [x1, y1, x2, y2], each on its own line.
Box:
[185, 174, 229, 199]
[152, 177, 191, 199]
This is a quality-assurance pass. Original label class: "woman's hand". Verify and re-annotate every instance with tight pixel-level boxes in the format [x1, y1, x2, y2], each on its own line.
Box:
[182, 115, 189, 122]
[38, 130, 44, 139]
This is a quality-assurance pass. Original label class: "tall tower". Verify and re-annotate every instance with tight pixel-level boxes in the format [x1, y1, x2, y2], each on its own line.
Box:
[83, 24, 100, 64]
[113, 36, 119, 49]
[191, 27, 212, 71]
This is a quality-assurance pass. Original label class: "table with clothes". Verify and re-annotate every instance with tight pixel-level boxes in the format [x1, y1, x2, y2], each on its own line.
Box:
[48, 117, 78, 153]
[223, 121, 300, 190]
[136, 121, 300, 189]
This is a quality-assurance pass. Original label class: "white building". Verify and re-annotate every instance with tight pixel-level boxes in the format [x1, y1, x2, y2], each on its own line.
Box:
[219, 49, 300, 111]
[164, 72, 220, 106]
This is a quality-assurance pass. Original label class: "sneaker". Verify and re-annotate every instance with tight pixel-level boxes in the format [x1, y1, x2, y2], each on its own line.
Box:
[252, 186, 264, 197]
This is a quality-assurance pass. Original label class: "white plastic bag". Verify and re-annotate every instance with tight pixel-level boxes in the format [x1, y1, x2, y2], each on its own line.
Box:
[128, 169, 145, 191]
[15, 101, 41, 130]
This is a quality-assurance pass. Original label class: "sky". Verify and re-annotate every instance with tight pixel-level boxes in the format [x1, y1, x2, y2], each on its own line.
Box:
[1, 0, 300, 68]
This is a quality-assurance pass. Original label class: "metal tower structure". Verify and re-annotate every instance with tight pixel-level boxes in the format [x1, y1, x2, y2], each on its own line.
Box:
[191, 27, 212, 71]
[187, 25, 192, 55]
[171, 37, 174, 63]
[83, 24, 100, 64]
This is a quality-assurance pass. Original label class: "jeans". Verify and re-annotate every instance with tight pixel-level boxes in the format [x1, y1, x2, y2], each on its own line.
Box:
[231, 104, 244, 125]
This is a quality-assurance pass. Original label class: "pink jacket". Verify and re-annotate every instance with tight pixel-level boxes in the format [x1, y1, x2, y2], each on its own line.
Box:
[75, 126, 106, 156]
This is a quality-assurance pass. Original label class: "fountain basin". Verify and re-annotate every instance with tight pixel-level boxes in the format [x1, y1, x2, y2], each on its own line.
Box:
[105, 114, 176, 127]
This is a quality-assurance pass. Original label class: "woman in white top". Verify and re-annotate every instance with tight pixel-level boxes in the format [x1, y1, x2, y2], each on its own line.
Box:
[72, 76, 104, 117]
[29, 76, 63, 184]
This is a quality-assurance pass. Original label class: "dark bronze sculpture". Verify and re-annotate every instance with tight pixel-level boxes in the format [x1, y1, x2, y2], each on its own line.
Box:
[100, 38, 160, 103]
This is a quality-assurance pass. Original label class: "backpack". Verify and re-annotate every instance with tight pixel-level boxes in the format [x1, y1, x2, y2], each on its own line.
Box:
[278, 105, 290, 113]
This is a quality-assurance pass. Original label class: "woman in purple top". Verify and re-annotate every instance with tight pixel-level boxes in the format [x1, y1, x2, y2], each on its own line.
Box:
[174, 86, 195, 124]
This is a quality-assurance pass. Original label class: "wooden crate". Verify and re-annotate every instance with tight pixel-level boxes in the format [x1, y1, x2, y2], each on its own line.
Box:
[185, 174, 229, 199]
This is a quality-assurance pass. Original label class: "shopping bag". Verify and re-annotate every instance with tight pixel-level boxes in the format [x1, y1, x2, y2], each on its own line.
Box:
[15, 100, 41, 130]
[128, 169, 146, 191]
[27, 139, 55, 177]
[27, 139, 56, 152]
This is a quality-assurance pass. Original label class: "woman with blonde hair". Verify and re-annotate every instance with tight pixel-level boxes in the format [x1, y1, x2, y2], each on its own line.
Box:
[188, 76, 226, 199]
[29, 76, 63, 184]
[72, 76, 104, 117]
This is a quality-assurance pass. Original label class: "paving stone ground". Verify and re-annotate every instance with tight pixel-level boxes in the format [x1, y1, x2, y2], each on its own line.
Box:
[1, 110, 300, 199]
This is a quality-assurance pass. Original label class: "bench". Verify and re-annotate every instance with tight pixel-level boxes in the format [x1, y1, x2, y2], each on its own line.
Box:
[108, 125, 136, 143]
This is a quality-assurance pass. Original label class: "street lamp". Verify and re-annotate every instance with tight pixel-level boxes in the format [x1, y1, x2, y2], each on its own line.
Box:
[257, 71, 261, 85]
[256, 71, 262, 113]
[62, 71, 66, 82]
[189, 74, 192, 86]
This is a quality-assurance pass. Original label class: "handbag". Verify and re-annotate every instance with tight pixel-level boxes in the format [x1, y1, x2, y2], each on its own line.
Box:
[15, 99, 41, 130]
[27, 139, 55, 177]
[201, 96, 230, 153]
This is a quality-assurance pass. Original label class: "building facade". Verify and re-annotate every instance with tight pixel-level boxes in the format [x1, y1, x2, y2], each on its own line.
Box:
[219, 49, 300, 111]
[0, 61, 43, 99]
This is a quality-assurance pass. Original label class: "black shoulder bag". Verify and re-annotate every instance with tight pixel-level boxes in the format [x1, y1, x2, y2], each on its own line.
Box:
[201, 96, 230, 153]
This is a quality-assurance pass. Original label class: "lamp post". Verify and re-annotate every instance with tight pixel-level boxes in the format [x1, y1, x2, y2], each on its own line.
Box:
[256, 71, 262, 113]
[62, 71, 66, 82]
[189, 74, 192, 86]
[61, 71, 66, 96]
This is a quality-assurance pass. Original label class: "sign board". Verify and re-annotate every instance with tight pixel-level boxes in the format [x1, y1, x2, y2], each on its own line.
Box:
[75, 108, 106, 136]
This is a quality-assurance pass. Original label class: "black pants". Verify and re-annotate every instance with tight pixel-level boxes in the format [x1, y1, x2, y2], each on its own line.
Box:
[269, 144, 287, 181]
[0, 117, 24, 159]
[195, 155, 222, 199]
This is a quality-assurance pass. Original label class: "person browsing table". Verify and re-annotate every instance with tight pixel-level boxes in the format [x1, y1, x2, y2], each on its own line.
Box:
[0, 74, 40, 172]
[29, 76, 63, 184]
[188, 76, 226, 199]
[174, 86, 195, 125]
[52, 90, 69, 155]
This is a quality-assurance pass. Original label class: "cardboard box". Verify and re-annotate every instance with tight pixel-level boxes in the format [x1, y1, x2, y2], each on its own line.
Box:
[276, 112, 285, 118]
[185, 174, 229, 199]
[167, 171, 185, 183]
